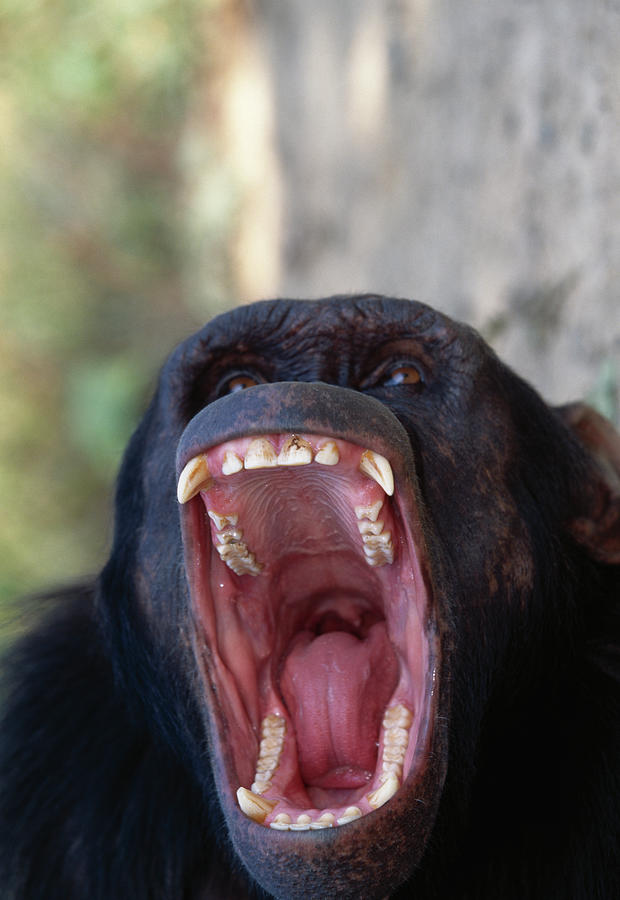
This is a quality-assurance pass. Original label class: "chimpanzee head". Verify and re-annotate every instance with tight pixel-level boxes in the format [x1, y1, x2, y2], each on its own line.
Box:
[100, 296, 619, 899]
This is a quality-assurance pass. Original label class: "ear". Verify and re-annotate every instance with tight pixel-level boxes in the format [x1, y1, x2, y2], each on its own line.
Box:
[558, 402, 620, 564]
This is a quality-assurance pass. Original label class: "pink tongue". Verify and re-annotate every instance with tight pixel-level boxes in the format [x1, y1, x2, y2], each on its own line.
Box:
[280, 623, 398, 788]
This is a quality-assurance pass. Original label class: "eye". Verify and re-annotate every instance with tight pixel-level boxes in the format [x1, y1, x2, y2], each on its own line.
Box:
[220, 374, 261, 394]
[382, 365, 422, 387]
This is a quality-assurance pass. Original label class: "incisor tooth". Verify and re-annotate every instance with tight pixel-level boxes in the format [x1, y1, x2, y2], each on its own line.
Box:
[177, 455, 212, 504]
[222, 450, 243, 475]
[315, 440, 339, 465]
[290, 813, 312, 830]
[245, 438, 278, 469]
[277, 435, 313, 466]
[270, 813, 291, 830]
[336, 806, 362, 825]
[367, 773, 400, 809]
[359, 450, 394, 496]
[310, 812, 336, 829]
[236, 787, 276, 823]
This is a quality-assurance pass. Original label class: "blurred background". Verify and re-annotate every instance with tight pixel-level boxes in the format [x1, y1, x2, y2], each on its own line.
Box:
[1, 0, 619, 634]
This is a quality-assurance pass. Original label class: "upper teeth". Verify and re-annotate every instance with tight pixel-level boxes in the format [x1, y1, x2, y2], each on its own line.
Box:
[176, 453, 212, 504]
[359, 450, 394, 496]
[177, 437, 395, 503]
[177, 437, 397, 571]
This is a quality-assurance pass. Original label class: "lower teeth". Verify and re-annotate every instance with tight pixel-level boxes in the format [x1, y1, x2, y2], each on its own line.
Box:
[238, 703, 412, 829]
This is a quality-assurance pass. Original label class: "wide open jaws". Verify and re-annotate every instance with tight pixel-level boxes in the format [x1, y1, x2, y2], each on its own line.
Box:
[178, 430, 434, 834]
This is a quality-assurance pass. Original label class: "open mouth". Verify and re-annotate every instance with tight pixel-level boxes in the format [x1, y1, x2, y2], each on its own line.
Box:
[177, 428, 434, 833]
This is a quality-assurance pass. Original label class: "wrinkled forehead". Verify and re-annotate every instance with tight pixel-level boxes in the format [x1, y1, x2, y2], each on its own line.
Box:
[173, 295, 463, 369]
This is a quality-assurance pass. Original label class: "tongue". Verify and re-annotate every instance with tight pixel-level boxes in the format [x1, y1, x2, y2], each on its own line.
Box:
[280, 623, 398, 788]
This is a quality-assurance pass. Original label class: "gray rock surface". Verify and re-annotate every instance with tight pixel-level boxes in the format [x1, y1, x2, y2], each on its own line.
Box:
[245, 0, 619, 417]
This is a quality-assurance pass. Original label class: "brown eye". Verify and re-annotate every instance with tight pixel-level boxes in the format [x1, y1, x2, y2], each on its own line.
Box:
[226, 375, 259, 393]
[383, 365, 422, 387]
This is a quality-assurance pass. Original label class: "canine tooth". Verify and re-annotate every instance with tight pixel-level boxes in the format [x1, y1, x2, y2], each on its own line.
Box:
[367, 774, 400, 809]
[359, 450, 394, 496]
[237, 787, 276, 823]
[310, 812, 336, 829]
[336, 806, 362, 825]
[208, 510, 239, 530]
[177, 455, 212, 504]
[222, 450, 243, 475]
[358, 519, 385, 535]
[354, 499, 383, 522]
[315, 440, 339, 465]
[245, 438, 278, 469]
[277, 435, 313, 466]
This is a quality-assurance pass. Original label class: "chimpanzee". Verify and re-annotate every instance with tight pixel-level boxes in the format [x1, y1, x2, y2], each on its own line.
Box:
[1, 296, 618, 899]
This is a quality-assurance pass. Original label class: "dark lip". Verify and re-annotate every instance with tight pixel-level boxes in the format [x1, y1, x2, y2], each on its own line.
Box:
[175, 381, 417, 477]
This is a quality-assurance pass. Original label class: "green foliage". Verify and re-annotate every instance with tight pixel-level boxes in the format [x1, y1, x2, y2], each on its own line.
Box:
[0, 0, 228, 618]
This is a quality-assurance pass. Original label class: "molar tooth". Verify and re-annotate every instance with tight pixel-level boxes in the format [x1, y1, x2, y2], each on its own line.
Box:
[251, 780, 271, 794]
[177, 455, 212, 504]
[383, 704, 413, 729]
[354, 499, 384, 522]
[362, 531, 392, 549]
[262, 714, 286, 733]
[222, 450, 243, 475]
[380, 762, 403, 780]
[383, 747, 406, 763]
[208, 510, 239, 530]
[236, 787, 276, 823]
[277, 435, 313, 466]
[367, 773, 400, 809]
[216, 529, 244, 544]
[315, 440, 339, 465]
[385, 726, 409, 747]
[357, 519, 385, 535]
[359, 450, 394, 496]
[227, 558, 262, 577]
[245, 438, 278, 469]
[260, 736, 283, 752]
[253, 770, 272, 784]
[336, 806, 362, 826]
